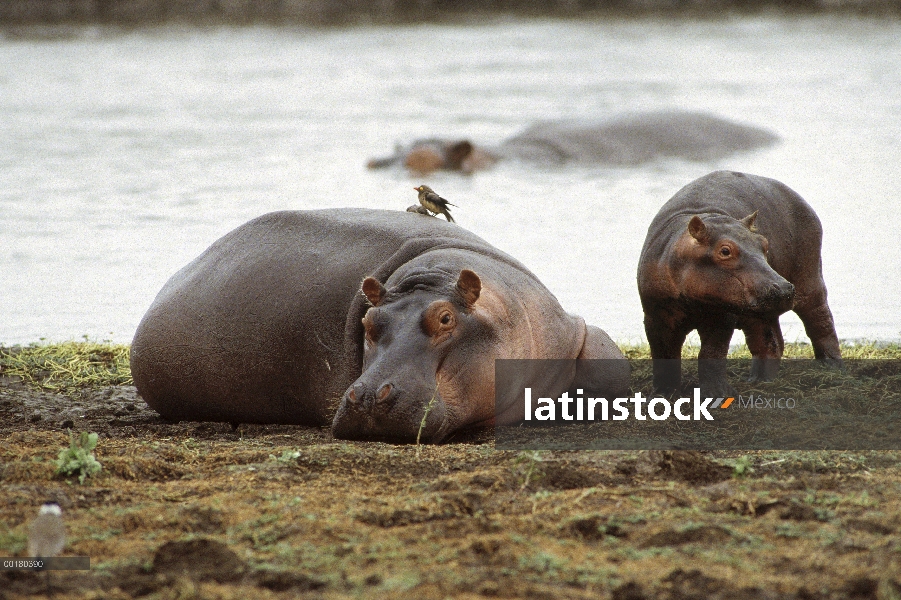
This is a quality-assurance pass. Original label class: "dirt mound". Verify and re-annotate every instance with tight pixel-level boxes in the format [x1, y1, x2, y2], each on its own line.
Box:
[640, 524, 733, 548]
[152, 538, 246, 581]
[614, 450, 733, 484]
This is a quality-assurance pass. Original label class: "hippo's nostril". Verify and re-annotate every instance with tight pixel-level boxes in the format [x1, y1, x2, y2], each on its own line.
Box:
[349, 382, 367, 405]
[377, 383, 393, 402]
[770, 282, 794, 296]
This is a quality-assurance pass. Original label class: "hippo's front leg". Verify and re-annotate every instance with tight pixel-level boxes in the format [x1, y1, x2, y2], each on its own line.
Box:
[741, 316, 784, 383]
[644, 311, 688, 395]
[697, 322, 737, 398]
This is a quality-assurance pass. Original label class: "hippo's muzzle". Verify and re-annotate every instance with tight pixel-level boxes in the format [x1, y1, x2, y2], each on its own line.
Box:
[749, 279, 795, 314]
[331, 377, 448, 443]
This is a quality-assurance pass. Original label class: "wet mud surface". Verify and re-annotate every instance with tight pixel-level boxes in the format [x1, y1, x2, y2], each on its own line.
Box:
[2, 379, 901, 599]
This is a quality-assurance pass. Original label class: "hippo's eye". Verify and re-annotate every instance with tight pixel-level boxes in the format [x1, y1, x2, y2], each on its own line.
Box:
[423, 301, 457, 340]
[719, 246, 732, 258]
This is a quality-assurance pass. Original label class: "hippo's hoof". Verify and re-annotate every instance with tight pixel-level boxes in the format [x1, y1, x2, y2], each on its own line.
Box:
[699, 380, 738, 400]
[652, 384, 681, 398]
[747, 358, 780, 383]
[819, 357, 845, 370]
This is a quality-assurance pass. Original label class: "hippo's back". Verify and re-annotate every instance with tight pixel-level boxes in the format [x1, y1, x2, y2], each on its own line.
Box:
[131, 209, 495, 426]
[503, 112, 778, 165]
[644, 170, 824, 282]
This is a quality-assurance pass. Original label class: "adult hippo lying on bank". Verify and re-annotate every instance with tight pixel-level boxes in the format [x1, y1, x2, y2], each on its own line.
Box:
[637, 171, 842, 397]
[131, 209, 628, 443]
[367, 111, 778, 174]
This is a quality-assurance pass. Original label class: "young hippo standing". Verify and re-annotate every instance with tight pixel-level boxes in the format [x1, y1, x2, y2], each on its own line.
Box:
[637, 170, 842, 396]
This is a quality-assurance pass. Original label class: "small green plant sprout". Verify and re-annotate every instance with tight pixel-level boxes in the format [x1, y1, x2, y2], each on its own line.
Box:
[514, 451, 544, 492]
[269, 449, 302, 464]
[731, 455, 754, 479]
[55, 430, 103, 484]
[416, 384, 440, 446]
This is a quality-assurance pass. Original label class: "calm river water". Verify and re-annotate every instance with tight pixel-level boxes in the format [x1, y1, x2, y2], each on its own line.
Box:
[1, 16, 899, 346]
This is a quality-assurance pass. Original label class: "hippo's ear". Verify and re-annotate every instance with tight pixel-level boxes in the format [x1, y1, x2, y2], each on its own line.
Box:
[446, 140, 474, 170]
[361, 277, 386, 306]
[456, 269, 481, 308]
[687, 216, 709, 243]
[741, 210, 759, 232]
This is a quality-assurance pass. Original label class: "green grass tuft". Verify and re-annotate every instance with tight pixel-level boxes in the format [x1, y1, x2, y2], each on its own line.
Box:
[621, 341, 901, 360]
[0, 341, 132, 390]
[0, 340, 898, 392]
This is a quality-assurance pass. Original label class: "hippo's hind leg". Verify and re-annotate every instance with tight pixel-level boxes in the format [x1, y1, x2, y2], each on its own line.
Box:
[794, 290, 843, 367]
[644, 311, 688, 395]
[741, 316, 784, 382]
[697, 321, 737, 398]
[574, 325, 630, 397]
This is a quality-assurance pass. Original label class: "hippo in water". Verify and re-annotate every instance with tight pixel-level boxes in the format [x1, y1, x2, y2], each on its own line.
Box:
[637, 171, 842, 397]
[367, 139, 498, 174]
[367, 111, 778, 174]
[131, 209, 628, 443]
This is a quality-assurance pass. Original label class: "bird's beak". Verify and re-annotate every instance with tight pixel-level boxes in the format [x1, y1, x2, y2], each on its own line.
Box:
[413, 186, 419, 191]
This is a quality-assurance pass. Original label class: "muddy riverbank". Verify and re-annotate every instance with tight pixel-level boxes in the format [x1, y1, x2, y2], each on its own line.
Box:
[2, 343, 901, 598]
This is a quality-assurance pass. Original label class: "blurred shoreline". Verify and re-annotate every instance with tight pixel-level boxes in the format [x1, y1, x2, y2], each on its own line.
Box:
[2, 0, 900, 29]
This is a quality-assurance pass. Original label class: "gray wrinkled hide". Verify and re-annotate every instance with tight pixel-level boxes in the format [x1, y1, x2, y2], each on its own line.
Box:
[130, 209, 566, 426]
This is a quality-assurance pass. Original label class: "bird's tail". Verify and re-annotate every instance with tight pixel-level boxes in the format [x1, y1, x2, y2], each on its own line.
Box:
[444, 211, 455, 223]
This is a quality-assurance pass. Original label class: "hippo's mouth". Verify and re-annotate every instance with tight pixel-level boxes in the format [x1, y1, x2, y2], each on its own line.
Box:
[331, 386, 449, 444]
[746, 285, 795, 315]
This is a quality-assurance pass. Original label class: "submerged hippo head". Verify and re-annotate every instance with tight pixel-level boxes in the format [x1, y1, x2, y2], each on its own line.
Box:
[368, 139, 497, 174]
[674, 211, 795, 314]
[332, 268, 494, 443]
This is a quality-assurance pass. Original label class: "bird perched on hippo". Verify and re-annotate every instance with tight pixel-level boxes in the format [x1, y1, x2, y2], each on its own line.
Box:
[637, 170, 842, 397]
[131, 209, 629, 443]
[368, 111, 778, 174]
[413, 185, 455, 222]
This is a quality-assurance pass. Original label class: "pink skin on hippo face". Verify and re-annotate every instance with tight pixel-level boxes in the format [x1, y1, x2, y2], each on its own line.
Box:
[331, 270, 494, 443]
[332, 263, 630, 443]
[673, 212, 795, 315]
